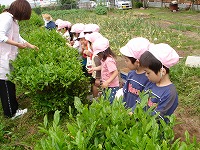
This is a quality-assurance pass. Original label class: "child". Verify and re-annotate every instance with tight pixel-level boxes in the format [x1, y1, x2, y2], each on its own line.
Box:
[83, 23, 100, 57]
[118, 37, 151, 109]
[70, 23, 85, 49]
[42, 14, 56, 30]
[78, 32, 88, 77]
[57, 21, 72, 42]
[55, 19, 63, 31]
[85, 32, 103, 98]
[89, 37, 119, 103]
[139, 43, 179, 122]
[83, 23, 100, 34]
[55, 19, 63, 27]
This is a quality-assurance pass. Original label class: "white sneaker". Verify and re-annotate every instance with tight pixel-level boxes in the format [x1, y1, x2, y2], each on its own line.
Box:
[11, 108, 28, 120]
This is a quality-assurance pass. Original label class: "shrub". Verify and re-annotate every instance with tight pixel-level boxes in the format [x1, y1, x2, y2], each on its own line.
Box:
[0, 5, 5, 13]
[9, 28, 90, 115]
[35, 92, 199, 149]
[134, 2, 143, 8]
[19, 11, 44, 33]
[95, 5, 107, 15]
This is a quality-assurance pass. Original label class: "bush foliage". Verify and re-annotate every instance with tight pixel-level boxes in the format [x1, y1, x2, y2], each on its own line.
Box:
[95, 5, 108, 15]
[35, 93, 200, 149]
[9, 13, 90, 115]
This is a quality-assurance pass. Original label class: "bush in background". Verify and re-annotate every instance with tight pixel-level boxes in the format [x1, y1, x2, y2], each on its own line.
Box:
[95, 5, 108, 15]
[134, 2, 143, 8]
[0, 5, 5, 13]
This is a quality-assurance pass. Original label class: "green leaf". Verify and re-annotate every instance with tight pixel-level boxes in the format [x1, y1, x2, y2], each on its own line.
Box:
[74, 97, 83, 113]
[44, 115, 48, 128]
[53, 110, 61, 127]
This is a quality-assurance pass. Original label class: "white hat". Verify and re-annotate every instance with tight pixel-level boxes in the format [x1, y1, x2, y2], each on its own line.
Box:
[120, 37, 150, 59]
[83, 24, 100, 33]
[71, 23, 85, 33]
[148, 43, 179, 68]
[85, 32, 103, 43]
[93, 37, 109, 55]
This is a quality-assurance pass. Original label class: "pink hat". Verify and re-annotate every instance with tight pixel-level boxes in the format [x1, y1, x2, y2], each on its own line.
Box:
[93, 37, 109, 55]
[120, 37, 150, 59]
[78, 32, 85, 39]
[148, 43, 179, 68]
[57, 21, 71, 30]
[71, 23, 85, 33]
[55, 19, 63, 25]
[85, 32, 103, 43]
[83, 24, 100, 33]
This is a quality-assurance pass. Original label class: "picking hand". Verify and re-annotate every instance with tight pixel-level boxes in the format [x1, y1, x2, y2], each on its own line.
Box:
[87, 68, 94, 74]
[17, 43, 27, 49]
[29, 44, 39, 50]
[101, 81, 109, 89]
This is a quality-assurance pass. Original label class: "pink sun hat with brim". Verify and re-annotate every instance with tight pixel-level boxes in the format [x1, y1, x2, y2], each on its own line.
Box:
[148, 43, 179, 68]
[83, 24, 100, 33]
[71, 23, 85, 33]
[85, 32, 103, 43]
[55, 19, 63, 26]
[120, 37, 151, 60]
[57, 21, 71, 30]
[93, 37, 109, 55]
[78, 32, 85, 39]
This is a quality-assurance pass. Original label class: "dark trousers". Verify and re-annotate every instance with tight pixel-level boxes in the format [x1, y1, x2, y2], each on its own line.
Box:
[0, 80, 18, 117]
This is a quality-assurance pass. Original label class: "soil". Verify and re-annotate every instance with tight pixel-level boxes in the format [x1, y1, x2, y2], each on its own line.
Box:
[116, 56, 200, 142]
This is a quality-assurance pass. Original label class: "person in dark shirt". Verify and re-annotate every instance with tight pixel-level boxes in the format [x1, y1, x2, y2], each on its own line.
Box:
[118, 37, 151, 109]
[139, 43, 179, 122]
[42, 13, 56, 30]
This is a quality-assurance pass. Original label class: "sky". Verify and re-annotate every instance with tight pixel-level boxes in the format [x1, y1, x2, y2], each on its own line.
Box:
[0, 0, 57, 6]
[0, 0, 15, 6]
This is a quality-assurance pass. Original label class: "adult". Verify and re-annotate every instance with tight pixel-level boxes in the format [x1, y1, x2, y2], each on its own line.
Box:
[0, 0, 38, 119]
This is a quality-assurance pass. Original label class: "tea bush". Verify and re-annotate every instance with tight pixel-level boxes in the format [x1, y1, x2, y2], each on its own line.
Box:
[35, 93, 200, 149]
[19, 11, 44, 33]
[9, 16, 90, 115]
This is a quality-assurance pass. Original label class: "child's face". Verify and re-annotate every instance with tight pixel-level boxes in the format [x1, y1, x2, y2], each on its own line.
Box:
[124, 56, 138, 70]
[97, 52, 103, 59]
[144, 68, 162, 83]
[74, 33, 79, 38]
[80, 38, 87, 46]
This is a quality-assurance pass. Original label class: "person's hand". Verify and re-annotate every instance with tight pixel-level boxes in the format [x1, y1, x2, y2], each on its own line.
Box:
[17, 43, 27, 49]
[83, 50, 90, 56]
[128, 112, 133, 116]
[29, 44, 39, 50]
[95, 79, 100, 87]
[101, 81, 109, 88]
[87, 67, 94, 74]
[70, 41, 74, 46]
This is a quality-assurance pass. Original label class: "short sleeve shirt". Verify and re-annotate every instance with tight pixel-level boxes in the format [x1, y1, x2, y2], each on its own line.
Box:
[123, 70, 149, 108]
[101, 56, 119, 87]
[144, 82, 178, 120]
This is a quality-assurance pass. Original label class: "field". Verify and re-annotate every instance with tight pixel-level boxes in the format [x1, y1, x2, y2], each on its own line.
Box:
[0, 7, 200, 149]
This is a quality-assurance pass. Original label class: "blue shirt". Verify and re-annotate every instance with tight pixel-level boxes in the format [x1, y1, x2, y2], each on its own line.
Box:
[143, 82, 178, 122]
[46, 21, 56, 30]
[123, 70, 149, 108]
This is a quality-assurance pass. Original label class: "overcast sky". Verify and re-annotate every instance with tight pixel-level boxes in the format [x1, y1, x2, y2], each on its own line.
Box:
[0, 0, 15, 6]
[0, 0, 56, 6]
